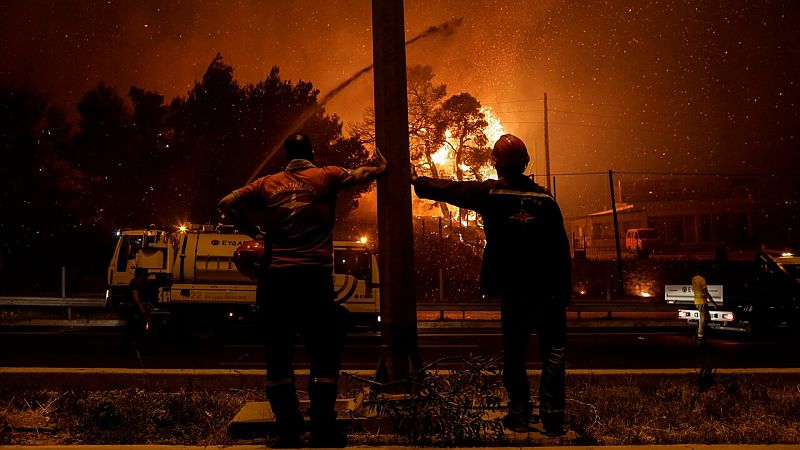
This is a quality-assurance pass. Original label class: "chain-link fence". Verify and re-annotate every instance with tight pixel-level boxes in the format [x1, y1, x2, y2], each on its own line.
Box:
[403, 171, 800, 302]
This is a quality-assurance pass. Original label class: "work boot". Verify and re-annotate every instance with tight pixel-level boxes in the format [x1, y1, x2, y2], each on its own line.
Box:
[308, 381, 347, 448]
[502, 403, 533, 432]
[266, 382, 305, 448]
[540, 411, 566, 437]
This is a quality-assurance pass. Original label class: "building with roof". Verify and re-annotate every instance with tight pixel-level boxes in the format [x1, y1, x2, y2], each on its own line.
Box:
[565, 175, 788, 260]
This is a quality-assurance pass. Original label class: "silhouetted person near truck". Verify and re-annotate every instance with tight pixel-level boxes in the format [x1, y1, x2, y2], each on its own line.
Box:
[411, 134, 572, 437]
[125, 268, 155, 347]
[218, 133, 386, 448]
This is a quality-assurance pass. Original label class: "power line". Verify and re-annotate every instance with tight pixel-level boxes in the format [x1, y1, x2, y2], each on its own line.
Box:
[550, 109, 626, 119]
[499, 119, 796, 138]
[493, 109, 545, 114]
[546, 170, 800, 177]
[614, 171, 800, 177]
[489, 97, 632, 110]
[500, 120, 630, 131]
[495, 109, 624, 120]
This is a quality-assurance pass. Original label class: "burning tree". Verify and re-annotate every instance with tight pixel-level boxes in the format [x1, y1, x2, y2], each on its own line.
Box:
[352, 65, 505, 219]
[407, 65, 449, 217]
[407, 65, 447, 177]
[438, 93, 490, 183]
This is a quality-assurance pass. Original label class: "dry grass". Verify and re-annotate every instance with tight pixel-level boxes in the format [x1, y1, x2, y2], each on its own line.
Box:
[0, 387, 262, 445]
[567, 372, 800, 445]
[2, 369, 800, 446]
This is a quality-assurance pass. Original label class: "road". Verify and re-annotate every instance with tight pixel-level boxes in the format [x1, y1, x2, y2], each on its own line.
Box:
[2, 325, 799, 370]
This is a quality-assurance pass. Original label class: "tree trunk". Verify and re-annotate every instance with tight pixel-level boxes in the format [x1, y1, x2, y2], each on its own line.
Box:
[454, 137, 465, 221]
[423, 145, 450, 217]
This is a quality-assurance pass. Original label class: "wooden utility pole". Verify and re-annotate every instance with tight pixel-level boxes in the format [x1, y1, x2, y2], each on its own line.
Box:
[544, 92, 552, 191]
[371, 0, 421, 382]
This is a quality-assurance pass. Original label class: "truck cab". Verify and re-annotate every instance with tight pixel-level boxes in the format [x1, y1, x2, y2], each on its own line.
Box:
[107, 228, 174, 305]
[731, 251, 800, 334]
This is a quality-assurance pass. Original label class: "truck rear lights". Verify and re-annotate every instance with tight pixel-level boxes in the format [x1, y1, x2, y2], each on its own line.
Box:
[721, 312, 735, 321]
[678, 311, 691, 318]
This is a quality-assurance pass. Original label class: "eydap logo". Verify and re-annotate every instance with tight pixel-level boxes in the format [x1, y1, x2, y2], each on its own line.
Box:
[210, 239, 245, 246]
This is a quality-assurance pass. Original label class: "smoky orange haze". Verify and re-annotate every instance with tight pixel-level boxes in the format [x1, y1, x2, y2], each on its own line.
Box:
[3, 0, 798, 217]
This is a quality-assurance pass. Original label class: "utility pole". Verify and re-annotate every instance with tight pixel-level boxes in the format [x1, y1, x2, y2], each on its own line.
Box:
[609, 170, 624, 294]
[372, 0, 421, 382]
[544, 92, 552, 191]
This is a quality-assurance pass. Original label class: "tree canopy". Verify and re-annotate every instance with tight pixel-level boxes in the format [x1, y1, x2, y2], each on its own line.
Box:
[0, 55, 370, 292]
[352, 65, 493, 217]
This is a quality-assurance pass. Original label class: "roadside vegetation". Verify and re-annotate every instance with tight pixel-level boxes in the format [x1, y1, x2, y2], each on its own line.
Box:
[2, 363, 800, 446]
[566, 369, 800, 445]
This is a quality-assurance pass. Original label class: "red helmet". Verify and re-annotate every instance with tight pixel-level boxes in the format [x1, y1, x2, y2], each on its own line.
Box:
[491, 134, 530, 170]
[233, 240, 265, 279]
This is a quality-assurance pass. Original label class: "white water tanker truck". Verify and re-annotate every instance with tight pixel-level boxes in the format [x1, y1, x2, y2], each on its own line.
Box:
[106, 225, 380, 334]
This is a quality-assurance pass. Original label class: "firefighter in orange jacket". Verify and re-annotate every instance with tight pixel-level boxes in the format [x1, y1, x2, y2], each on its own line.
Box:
[411, 134, 571, 436]
[218, 133, 386, 447]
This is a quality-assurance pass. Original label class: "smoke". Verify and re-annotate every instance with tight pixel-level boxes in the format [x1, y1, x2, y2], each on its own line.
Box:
[245, 17, 464, 183]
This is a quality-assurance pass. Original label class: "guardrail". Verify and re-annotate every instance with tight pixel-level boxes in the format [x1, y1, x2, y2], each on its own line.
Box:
[415, 302, 679, 325]
[2, 296, 678, 311]
[418, 302, 678, 311]
[0, 296, 107, 307]
[0, 296, 108, 322]
[1, 296, 682, 328]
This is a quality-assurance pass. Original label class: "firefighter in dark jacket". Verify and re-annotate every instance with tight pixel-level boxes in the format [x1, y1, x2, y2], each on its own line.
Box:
[411, 134, 571, 436]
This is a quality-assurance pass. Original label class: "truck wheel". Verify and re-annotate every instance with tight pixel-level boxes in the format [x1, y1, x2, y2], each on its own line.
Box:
[171, 307, 220, 342]
[189, 314, 219, 342]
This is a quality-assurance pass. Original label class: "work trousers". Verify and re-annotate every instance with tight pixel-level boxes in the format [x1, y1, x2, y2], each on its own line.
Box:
[500, 293, 567, 426]
[258, 266, 345, 383]
[697, 303, 710, 339]
[122, 303, 148, 345]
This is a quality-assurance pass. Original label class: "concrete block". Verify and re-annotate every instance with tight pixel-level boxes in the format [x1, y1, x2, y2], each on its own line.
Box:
[227, 399, 357, 438]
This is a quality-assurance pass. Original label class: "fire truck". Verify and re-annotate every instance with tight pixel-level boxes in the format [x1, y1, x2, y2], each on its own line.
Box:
[106, 225, 380, 333]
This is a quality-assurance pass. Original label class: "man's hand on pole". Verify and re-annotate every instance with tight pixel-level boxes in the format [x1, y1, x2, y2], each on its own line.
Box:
[372, 146, 387, 172]
[348, 146, 388, 185]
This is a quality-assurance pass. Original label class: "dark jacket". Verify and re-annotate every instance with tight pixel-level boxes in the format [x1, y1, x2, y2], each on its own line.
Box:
[413, 173, 571, 304]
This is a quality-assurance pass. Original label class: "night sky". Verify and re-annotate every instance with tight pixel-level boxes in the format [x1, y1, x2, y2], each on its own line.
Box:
[2, 0, 799, 215]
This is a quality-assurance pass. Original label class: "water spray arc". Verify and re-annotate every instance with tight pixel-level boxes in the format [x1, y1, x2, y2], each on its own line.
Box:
[245, 18, 464, 183]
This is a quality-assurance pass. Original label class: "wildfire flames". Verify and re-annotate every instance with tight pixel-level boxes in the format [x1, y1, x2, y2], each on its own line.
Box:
[428, 106, 505, 183]
[412, 106, 507, 220]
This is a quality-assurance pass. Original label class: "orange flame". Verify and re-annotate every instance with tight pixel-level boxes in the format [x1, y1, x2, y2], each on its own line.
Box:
[413, 106, 506, 217]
